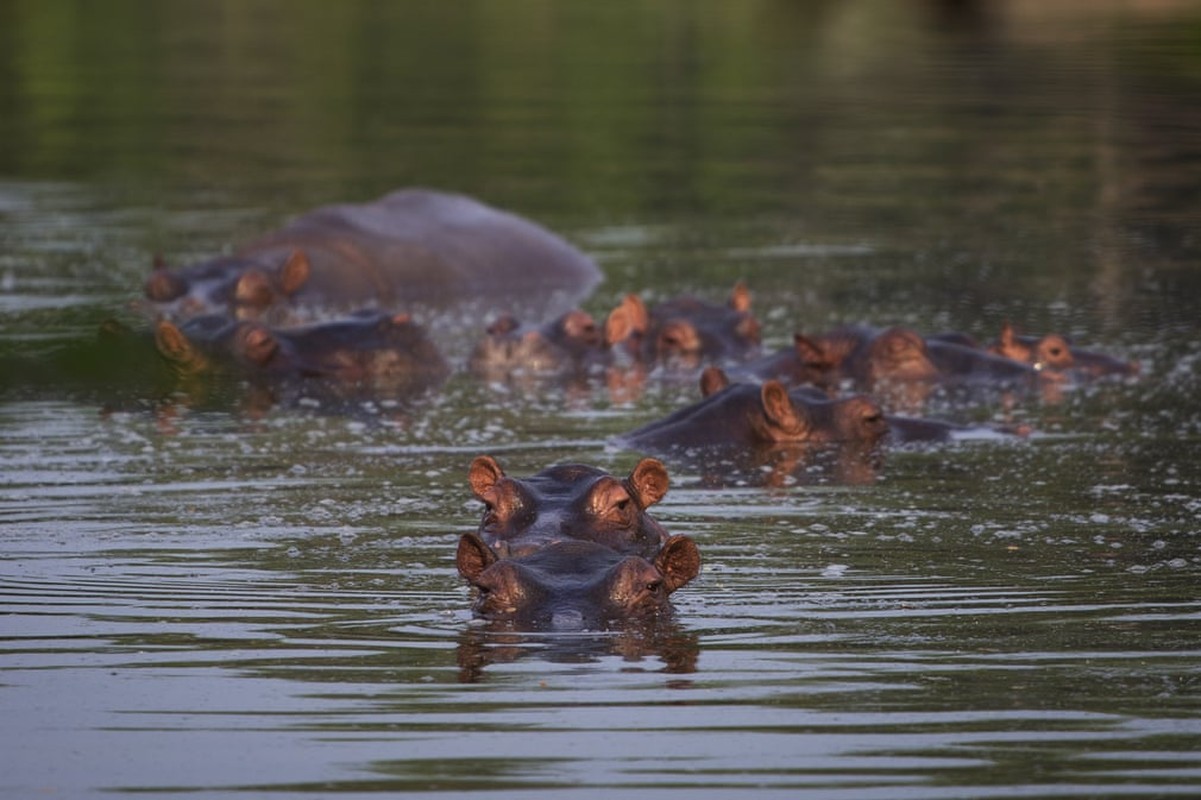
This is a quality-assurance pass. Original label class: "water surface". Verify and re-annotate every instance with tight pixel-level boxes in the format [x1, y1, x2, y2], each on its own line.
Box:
[2, 1, 1200, 797]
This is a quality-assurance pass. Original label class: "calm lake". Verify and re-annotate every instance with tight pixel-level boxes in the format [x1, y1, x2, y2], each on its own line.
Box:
[2, 1, 1201, 797]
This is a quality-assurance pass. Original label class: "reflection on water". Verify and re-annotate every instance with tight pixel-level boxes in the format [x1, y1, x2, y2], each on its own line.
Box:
[3, 0, 1201, 796]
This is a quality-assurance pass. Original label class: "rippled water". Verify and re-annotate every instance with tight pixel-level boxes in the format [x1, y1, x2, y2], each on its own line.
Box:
[3, 1, 1201, 797]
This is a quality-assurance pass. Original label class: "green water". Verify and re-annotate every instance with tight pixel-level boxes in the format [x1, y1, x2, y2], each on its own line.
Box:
[2, 1, 1200, 797]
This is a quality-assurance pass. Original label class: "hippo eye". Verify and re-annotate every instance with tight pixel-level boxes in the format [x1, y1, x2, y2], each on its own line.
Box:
[645, 579, 663, 594]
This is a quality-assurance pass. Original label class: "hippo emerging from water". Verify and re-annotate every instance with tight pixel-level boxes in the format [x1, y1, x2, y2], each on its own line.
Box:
[144, 188, 603, 321]
[456, 533, 700, 629]
[620, 367, 890, 454]
[456, 455, 700, 629]
[467, 455, 673, 559]
[987, 322, 1139, 380]
[154, 308, 448, 396]
[603, 283, 762, 369]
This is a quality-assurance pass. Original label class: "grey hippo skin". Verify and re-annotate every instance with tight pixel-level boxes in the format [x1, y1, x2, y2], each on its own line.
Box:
[145, 188, 603, 321]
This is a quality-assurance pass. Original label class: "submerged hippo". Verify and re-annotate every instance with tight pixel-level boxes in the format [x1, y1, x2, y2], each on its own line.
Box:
[468, 308, 604, 379]
[467, 455, 672, 559]
[154, 309, 448, 393]
[617, 368, 1021, 487]
[603, 283, 762, 368]
[988, 322, 1139, 379]
[745, 325, 1039, 401]
[620, 367, 889, 453]
[456, 533, 700, 629]
[144, 188, 602, 321]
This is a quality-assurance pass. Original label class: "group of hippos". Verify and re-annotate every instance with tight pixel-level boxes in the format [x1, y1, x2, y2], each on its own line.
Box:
[134, 188, 1139, 630]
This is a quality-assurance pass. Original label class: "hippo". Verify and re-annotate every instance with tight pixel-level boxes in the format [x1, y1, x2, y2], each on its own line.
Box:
[154, 309, 448, 394]
[603, 282, 762, 369]
[621, 366, 1022, 472]
[143, 188, 603, 321]
[456, 533, 700, 630]
[467, 455, 672, 559]
[468, 308, 604, 379]
[744, 325, 1039, 410]
[620, 367, 890, 453]
[988, 322, 1139, 380]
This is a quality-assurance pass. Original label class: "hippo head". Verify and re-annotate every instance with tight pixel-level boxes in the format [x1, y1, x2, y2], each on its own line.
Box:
[747, 380, 888, 446]
[860, 327, 940, 386]
[153, 314, 242, 377]
[471, 309, 603, 375]
[990, 322, 1070, 373]
[232, 249, 311, 315]
[467, 455, 671, 559]
[989, 322, 1139, 380]
[456, 533, 701, 629]
[603, 284, 760, 366]
[651, 283, 761, 366]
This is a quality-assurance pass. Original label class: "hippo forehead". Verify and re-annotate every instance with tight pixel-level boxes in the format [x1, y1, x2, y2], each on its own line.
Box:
[521, 464, 612, 499]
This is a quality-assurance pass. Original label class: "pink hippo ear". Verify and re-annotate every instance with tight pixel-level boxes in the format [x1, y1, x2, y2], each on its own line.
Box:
[654, 535, 701, 594]
[627, 457, 669, 509]
[793, 333, 832, 367]
[468, 455, 506, 502]
[456, 532, 499, 584]
[699, 366, 729, 397]
[760, 380, 803, 435]
[145, 257, 186, 302]
[153, 319, 196, 365]
[729, 281, 751, 313]
[278, 249, 310, 297]
[233, 323, 279, 366]
[234, 270, 274, 310]
[604, 294, 649, 348]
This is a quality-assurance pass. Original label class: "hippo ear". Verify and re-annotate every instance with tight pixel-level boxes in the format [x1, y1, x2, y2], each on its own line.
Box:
[456, 532, 498, 584]
[999, 321, 1017, 348]
[235, 270, 274, 309]
[699, 366, 729, 397]
[793, 333, 830, 367]
[153, 320, 195, 364]
[761, 380, 801, 432]
[604, 294, 649, 347]
[279, 249, 310, 296]
[627, 457, 669, 508]
[468, 455, 505, 501]
[145, 259, 186, 302]
[655, 535, 701, 594]
[729, 281, 751, 313]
